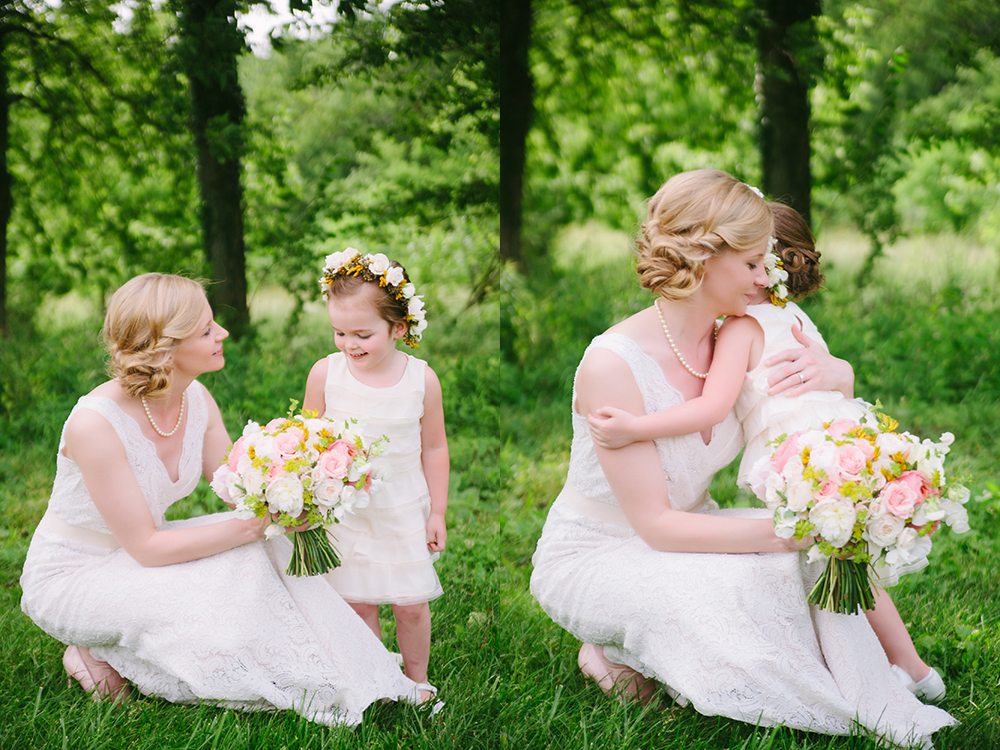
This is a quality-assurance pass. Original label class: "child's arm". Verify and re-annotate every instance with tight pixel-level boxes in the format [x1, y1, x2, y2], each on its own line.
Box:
[302, 358, 329, 415]
[588, 316, 760, 449]
[420, 366, 449, 552]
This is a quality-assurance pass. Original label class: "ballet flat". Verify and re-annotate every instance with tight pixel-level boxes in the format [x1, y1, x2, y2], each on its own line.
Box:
[891, 664, 946, 703]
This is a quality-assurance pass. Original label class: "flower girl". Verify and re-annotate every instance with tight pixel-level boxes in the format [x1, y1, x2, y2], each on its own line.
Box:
[588, 203, 948, 702]
[303, 248, 449, 707]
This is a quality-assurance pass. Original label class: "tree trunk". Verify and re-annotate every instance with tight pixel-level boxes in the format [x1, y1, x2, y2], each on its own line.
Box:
[500, 0, 533, 270]
[0, 32, 10, 338]
[757, 0, 820, 225]
[178, 0, 249, 339]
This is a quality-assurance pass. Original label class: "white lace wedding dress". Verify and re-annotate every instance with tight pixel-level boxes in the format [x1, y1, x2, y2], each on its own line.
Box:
[20, 382, 415, 726]
[530, 334, 954, 748]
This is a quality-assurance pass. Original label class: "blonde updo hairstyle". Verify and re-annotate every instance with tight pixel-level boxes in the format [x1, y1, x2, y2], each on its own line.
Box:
[636, 169, 774, 300]
[103, 273, 209, 399]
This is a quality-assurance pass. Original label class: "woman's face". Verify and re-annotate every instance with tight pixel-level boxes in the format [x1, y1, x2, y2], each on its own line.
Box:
[700, 241, 770, 317]
[170, 300, 229, 377]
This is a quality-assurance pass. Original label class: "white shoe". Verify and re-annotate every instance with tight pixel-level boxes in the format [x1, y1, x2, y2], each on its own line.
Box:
[406, 682, 445, 716]
[891, 664, 946, 703]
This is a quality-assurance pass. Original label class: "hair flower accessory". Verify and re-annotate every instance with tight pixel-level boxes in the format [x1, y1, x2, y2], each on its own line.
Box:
[320, 247, 427, 347]
[764, 238, 789, 307]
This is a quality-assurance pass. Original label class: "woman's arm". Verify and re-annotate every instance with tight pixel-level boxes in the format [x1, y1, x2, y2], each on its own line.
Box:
[65, 409, 268, 567]
[588, 317, 759, 448]
[302, 358, 329, 415]
[766, 324, 855, 398]
[201, 385, 232, 481]
[420, 366, 449, 552]
[576, 348, 805, 554]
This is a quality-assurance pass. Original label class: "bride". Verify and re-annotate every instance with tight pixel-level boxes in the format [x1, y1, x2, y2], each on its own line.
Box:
[529, 170, 954, 748]
[20, 273, 418, 725]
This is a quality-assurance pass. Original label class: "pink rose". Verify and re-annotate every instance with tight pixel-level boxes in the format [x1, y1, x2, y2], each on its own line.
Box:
[826, 419, 857, 440]
[274, 430, 303, 459]
[897, 470, 932, 500]
[227, 436, 248, 472]
[316, 442, 354, 481]
[834, 444, 867, 481]
[265, 417, 287, 431]
[880, 480, 920, 519]
[773, 432, 804, 473]
[815, 479, 840, 502]
[854, 438, 875, 462]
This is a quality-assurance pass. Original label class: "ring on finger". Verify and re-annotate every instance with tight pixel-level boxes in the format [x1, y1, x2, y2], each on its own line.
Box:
[797, 372, 805, 385]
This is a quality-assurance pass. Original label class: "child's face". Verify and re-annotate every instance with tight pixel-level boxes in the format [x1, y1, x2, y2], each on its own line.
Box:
[326, 285, 406, 374]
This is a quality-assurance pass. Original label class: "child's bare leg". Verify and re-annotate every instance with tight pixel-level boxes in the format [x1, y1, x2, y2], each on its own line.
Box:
[392, 601, 431, 689]
[866, 588, 929, 682]
[349, 602, 382, 640]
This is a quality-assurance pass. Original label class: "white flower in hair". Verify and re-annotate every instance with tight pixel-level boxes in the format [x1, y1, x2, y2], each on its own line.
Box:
[401, 283, 416, 299]
[386, 266, 406, 287]
[367, 253, 391, 274]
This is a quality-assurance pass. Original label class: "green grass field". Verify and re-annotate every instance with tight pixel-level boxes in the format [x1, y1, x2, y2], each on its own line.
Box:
[2, 228, 999, 749]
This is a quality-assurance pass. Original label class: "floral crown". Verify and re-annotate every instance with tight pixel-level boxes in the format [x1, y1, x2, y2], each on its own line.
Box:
[320, 247, 427, 347]
[764, 237, 789, 307]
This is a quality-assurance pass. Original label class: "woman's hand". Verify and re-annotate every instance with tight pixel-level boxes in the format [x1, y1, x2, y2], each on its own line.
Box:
[587, 406, 640, 449]
[765, 325, 855, 398]
[426, 513, 447, 552]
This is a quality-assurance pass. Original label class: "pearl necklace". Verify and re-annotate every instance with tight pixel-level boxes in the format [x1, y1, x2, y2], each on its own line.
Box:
[140, 393, 185, 437]
[654, 300, 716, 380]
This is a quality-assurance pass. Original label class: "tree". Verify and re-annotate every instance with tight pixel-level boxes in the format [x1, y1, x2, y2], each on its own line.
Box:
[501, 0, 532, 269]
[756, 0, 821, 224]
[170, 0, 251, 338]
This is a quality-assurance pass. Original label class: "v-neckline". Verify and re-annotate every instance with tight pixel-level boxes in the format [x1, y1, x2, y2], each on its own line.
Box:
[105, 390, 193, 486]
[613, 333, 720, 448]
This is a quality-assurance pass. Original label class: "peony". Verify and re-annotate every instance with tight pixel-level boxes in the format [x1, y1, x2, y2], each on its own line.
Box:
[809, 498, 857, 548]
[265, 474, 305, 517]
[274, 428, 305, 459]
[227, 436, 249, 472]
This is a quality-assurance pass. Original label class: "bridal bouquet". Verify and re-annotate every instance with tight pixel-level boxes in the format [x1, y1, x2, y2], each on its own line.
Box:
[750, 410, 970, 613]
[211, 411, 388, 577]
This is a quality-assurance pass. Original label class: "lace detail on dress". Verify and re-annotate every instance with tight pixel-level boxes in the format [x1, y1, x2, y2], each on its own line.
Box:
[20, 382, 416, 727]
[531, 330, 955, 747]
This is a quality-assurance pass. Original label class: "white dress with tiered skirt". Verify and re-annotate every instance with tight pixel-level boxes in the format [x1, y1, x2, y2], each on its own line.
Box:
[530, 333, 954, 748]
[320, 353, 442, 605]
[20, 381, 416, 726]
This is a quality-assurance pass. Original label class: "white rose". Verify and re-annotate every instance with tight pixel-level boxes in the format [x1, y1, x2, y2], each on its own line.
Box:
[264, 523, 284, 540]
[237, 453, 266, 498]
[864, 512, 904, 547]
[408, 295, 425, 315]
[806, 442, 840, 481]
[367, 253, 391, 274]
[311, 477, 343, 512]
[265, 474, 305, 517]
[785, 480, 815, 513]
[809, 498, 857, 548]
[401, 282, 416, 299]
[385, 266, 405, 287]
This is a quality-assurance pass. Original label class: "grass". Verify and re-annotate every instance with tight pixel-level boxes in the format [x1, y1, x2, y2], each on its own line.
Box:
[2, 229, 1000, 749]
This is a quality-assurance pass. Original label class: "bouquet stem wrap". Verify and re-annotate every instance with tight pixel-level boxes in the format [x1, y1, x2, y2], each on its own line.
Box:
[807, 558, 876, 614]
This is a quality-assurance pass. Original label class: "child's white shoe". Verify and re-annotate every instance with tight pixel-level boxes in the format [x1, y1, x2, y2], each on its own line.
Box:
[407, 682, 444, 716]
[891, 664, 946, 703]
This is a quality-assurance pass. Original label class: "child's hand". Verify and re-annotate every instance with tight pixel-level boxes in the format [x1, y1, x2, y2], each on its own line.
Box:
[587, 406, 638, 449]
[426, 513, 447, 552]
